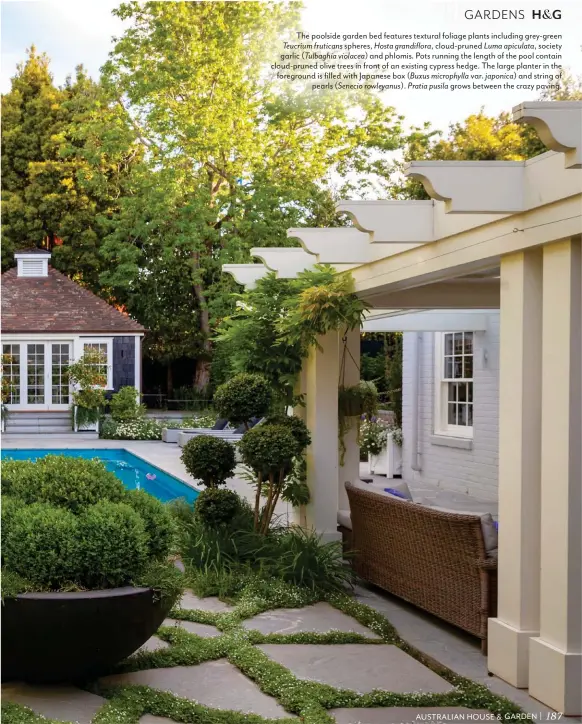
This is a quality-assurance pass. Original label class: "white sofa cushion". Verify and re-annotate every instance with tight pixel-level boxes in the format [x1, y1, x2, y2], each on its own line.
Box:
[337, 509, 352, 530]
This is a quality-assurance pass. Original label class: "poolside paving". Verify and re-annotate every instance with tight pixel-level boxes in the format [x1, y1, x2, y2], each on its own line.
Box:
[242, 602, 381, 638]
[257, 643, 454, 694]
[178, 590, 234, 612]
[100, 661, 292, 719]
[2, 684, 106, 724]
[3, 588, 558, 723]
[137, 635, 170, 653]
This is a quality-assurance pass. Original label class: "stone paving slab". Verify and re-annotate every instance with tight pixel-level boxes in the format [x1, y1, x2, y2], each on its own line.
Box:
[100, 661, 293, 719]
[179, 590, 234, 613]
[1, 684, 106, 724]
[330, 707, 491, 724]
[163, 618, 221, 637]
[138, 635, 171, 653]
[243, 602, 381, 639]
[257, 644, 453, 694]
[139, 716, 177, 724]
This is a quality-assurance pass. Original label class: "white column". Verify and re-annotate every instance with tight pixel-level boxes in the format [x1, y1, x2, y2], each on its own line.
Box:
[488, 249, 543, 688]
[339, 327, 361, 510]
[529, 238, 582, 716]
[304, 330, 341, 541]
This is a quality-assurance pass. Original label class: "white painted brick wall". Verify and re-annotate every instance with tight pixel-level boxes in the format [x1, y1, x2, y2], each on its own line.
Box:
[401, 315, 500, 502]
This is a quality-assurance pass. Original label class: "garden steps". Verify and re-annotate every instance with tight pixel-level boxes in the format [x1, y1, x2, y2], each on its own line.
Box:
[4, 411, 71, 435]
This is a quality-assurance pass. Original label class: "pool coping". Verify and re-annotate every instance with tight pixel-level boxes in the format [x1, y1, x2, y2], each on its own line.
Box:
[0, 440, 203, 495]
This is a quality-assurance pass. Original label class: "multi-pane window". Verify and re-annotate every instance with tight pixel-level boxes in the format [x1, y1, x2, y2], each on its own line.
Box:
[27, 344, 45, 404]
[2, 344, 21, 404]
[442, 332, 473, 429]
[51, 344, 70, 404]
[83, 342, 109, 387]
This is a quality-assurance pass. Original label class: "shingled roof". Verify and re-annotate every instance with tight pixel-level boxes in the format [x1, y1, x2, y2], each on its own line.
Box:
[1, 266, 145, 334]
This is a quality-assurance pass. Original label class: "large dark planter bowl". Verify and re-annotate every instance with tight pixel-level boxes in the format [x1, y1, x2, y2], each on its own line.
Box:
[2, 586, 175, 683]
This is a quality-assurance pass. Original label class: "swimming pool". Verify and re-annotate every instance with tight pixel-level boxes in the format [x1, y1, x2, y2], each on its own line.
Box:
[1, 449, 199, 504]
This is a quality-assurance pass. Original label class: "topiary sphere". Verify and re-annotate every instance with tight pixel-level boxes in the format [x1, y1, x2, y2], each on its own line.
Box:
[2, 502, 79, 589]
[213, 373, 272, 427]
[194, 488, 242, 528]
[265, 414, 311, 455]
[5, 455, 125, 512]
[124, 489, 176, 560]
[181, 436, 236, 488]
[78, 501, 149, 589]
[238, 424, 298, 477]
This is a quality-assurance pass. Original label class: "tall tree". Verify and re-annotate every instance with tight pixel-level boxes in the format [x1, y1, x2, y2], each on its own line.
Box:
[1, 48, 139, 290]
[95, 1, 403, 390]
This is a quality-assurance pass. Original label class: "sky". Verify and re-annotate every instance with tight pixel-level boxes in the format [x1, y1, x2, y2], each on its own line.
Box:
[1, 0, 581, 133]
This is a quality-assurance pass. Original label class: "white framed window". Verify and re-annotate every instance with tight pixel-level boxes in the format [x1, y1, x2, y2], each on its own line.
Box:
[82, 339, 113, 389]
[2, 343, 21, 404]
[434, 332, 474, 438]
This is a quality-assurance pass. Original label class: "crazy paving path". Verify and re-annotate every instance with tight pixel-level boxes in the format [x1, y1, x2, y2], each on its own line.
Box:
[2, 591, 500, 724]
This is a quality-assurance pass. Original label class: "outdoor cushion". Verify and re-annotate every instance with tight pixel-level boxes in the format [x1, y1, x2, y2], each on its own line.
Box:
[419, 501, 498, 554]
[212, 418, 229, 430]
[350, 478, 413, 501]
[337, 509, 352, 530]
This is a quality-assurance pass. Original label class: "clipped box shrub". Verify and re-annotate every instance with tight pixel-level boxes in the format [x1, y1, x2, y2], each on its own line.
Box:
[213, 373, 271, 427]
[265, 413, 311, 454]
[3, 502, 80, 589]
[181, 435, 236, 488]
[1, 460, 44, 498]
[194, 488, 242, 528]
[238, 424, 297, 478]
[5, 455, 124, 512]
[79, 501, 149, 589]
[124, 488, 175, 560]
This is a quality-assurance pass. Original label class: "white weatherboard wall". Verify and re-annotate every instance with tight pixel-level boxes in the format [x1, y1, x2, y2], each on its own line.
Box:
[401, 314, 500, 501]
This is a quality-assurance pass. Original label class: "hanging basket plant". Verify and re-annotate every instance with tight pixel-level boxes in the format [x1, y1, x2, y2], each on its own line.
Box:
[338, 381, 378, 418]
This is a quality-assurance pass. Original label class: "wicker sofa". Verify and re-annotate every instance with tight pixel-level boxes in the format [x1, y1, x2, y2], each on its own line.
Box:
[342, 481, 498, 652]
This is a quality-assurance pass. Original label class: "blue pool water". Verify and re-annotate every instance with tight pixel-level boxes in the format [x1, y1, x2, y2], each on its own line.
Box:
[1, 449, 199, 504]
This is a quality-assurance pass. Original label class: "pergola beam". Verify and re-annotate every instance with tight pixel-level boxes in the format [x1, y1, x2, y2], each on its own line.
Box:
[351, 194, 581, 297]
[362, 279, 500, 309]
[222, 263, 268, 289]
[513, 101, 582, 169]
[250, 247, 316, 278]
[405, 160, 525, 214]
[363, 309, 493, 332]
[287, 227, 423, 263]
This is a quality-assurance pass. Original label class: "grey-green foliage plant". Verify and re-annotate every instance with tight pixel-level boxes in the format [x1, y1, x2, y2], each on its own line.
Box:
[213, 373, 272, 428]
[180, 436, 236, 488]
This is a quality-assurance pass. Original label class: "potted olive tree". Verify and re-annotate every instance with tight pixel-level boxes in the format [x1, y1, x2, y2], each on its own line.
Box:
[1, 455, 182, 683]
